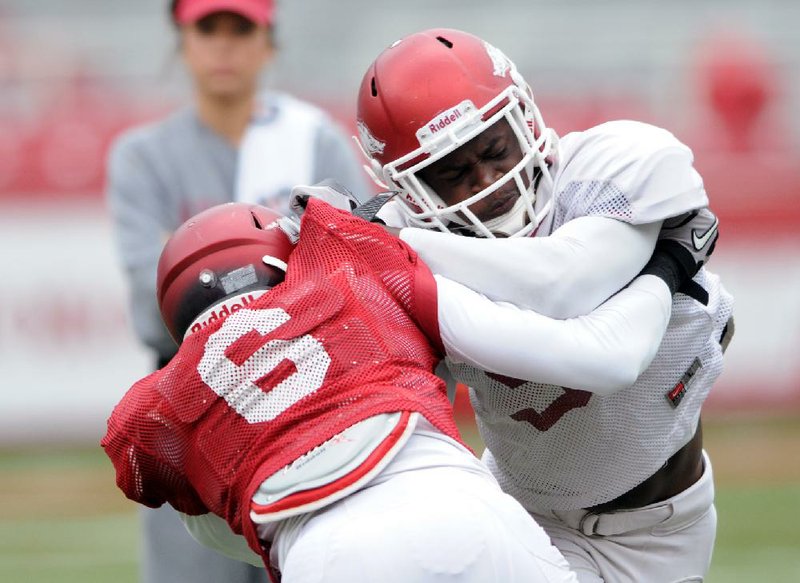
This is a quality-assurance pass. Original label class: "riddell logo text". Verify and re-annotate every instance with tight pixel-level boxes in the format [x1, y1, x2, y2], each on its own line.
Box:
[190, 294, 258, 335]
[429, 109, 463, 133]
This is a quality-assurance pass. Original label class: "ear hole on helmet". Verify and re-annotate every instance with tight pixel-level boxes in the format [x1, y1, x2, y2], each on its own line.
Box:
[371, 77, 378, 97]
[436, 36, 453, 48]
[250, 210, 265, 229]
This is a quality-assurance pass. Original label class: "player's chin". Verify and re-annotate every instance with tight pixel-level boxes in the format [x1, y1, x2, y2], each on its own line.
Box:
[479, 192, 519, 221]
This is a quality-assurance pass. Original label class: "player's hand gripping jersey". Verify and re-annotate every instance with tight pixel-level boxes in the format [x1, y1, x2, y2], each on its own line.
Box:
[102, 201, 462, 562]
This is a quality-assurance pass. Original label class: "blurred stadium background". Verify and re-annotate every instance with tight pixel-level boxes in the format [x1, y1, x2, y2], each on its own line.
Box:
[1, 0, 799, 581]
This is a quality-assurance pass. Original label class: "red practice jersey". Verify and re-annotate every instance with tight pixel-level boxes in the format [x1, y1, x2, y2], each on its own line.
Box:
[102, 200, 462, 559]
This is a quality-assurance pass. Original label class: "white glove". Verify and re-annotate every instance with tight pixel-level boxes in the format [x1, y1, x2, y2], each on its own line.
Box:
[267, 216, 301, 244]
[289, 179, 359, 218]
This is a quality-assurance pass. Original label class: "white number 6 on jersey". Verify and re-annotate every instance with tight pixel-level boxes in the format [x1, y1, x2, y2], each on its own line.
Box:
[197, 308, 331, 424]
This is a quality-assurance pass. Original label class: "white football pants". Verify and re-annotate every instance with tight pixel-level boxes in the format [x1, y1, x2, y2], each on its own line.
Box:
[274, 425, 578, 582]
[530, 451, 716, 583]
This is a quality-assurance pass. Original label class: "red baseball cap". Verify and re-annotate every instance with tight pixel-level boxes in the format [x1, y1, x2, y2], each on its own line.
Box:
[173, 0, 275, 25]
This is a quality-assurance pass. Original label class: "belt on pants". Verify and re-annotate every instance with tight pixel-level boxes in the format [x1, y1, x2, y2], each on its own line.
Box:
[536, 450, 715, 537]
[551, 504, 673, 537]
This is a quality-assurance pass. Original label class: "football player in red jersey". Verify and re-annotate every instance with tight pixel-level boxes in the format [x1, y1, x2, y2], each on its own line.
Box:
[103, 200, 580, 583]
[349, 28, 734, 583]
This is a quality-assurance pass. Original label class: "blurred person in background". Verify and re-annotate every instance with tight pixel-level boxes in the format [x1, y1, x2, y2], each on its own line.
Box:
[105, 1, 369, 581]
[346, 28, 734, 583]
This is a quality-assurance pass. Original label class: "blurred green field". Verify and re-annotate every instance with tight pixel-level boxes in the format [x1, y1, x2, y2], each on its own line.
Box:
[1, 415, 799, 582]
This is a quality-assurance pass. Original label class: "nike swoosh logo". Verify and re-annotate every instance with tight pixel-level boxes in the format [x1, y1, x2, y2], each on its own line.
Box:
[692, 217, 719, 250]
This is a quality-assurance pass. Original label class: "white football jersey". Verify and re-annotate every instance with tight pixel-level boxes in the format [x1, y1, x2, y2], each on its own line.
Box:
[448, 121, 735, 511]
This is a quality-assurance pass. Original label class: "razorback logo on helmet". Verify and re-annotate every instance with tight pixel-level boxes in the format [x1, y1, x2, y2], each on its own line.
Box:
[186, 290, 266, 339]
[357, 120, 385, 156]
[415, 100, 476, 144]
[483, 41, 510, 77]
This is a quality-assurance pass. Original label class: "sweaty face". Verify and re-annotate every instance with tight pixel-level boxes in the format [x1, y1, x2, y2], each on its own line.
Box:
[418, 118, 530, 225]
[181, 12, 273, 100]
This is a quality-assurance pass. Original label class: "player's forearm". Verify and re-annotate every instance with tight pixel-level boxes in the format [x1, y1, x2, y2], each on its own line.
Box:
[401, 216, 659, 319]
[437, 274, 671, 394]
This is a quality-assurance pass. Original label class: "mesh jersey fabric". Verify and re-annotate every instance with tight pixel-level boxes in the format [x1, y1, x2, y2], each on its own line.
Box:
[547, 120, 709, 227]
[102, 200, 460, 561]
[447, 122, 734, 511]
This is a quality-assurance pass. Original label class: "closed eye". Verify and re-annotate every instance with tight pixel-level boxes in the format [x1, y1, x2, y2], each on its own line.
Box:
[439, 166, 469, 183]
[485, 147, 507, 160]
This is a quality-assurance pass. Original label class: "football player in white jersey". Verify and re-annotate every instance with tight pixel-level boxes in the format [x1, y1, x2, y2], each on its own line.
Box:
[350, 28, 735, 583]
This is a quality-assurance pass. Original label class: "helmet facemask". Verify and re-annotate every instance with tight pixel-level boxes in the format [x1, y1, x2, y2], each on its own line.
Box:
[384, 85, 556, 238]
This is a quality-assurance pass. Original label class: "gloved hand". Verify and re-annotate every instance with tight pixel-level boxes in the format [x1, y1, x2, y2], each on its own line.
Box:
[289, 179, 360, 218]
[271, 216, 300, 245]
[351, 191, 397, 223]
[641, 208, 719, 304]
[289, 179, 397, 224]
[659, 207, 719, 271]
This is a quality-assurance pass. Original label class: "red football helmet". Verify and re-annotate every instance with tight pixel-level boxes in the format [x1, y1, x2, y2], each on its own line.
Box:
[356, 28, 558, 237]
[157, 202, 294, 343]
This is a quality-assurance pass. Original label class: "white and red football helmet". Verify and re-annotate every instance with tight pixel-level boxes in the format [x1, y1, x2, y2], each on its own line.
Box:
[356, 28, 558, 238]
[157, 202, 294, 343]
